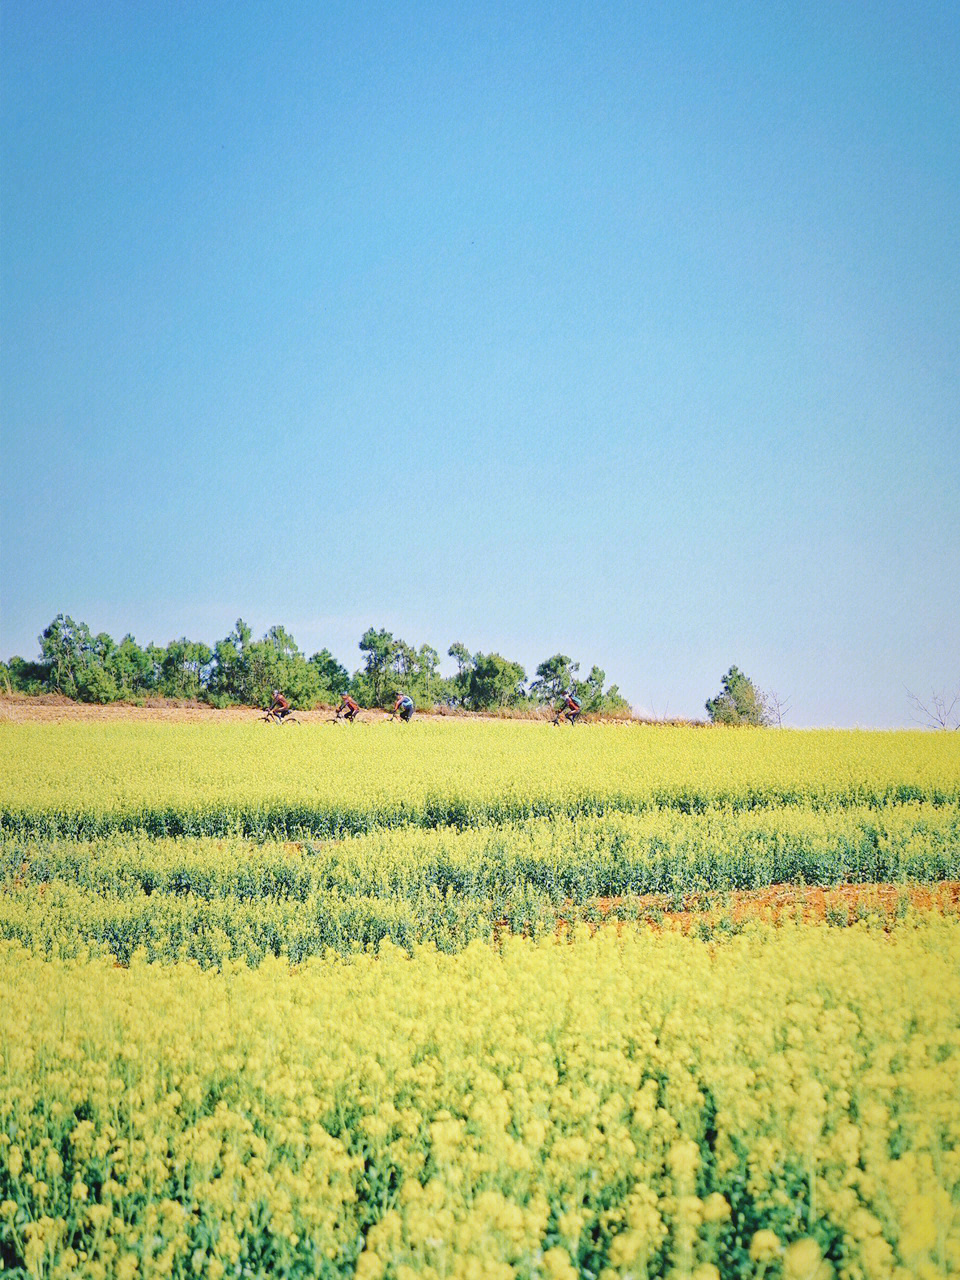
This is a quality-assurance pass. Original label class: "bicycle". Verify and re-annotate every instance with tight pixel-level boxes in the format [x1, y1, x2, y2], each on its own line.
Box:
[552, 707, 581, 726]
[261, 707, 300, 726]
[331, 707, 360, 724]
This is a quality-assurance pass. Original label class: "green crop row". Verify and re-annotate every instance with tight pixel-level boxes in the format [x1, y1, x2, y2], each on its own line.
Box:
[3, 804, 957, 964]
[5, 804, 959, 900]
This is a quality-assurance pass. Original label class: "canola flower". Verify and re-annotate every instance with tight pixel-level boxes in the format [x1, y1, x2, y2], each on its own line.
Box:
[2, 721, 958, 838]
[3, 718, 959, 1277]
[5, 802, 959, 901]
[1, 922, 958, 1279]
[1, 802, 959, 964]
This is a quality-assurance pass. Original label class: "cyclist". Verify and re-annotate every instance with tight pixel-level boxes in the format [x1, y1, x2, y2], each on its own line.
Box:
[556, 690, 582, 725]
[337, 693, 360, 722]
[394, 693, 415, 722]
[269, 689, 293, 721]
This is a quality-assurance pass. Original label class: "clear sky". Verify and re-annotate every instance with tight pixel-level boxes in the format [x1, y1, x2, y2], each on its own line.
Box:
[2, 0, 957, 726]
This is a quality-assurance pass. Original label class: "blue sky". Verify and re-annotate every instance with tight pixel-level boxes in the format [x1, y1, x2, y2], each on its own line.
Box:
[2, 0, 957, 725]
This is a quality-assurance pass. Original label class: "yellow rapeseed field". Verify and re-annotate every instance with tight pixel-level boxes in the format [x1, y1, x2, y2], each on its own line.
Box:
[2, 925, 959, 1279]
[1, 719, 958, 1278]
[1, 721, 958, 836]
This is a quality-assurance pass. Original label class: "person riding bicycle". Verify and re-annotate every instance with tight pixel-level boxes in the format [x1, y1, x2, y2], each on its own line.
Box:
[394, 693, 415, 722]
[557, 690, 582, 725]
[337, 693, 360, 722]
[269, 689, 292, 721]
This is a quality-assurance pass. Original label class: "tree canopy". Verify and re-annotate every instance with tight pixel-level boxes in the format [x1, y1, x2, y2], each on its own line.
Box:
[705, 666, 771, 726]
[2, 614, 631, 715]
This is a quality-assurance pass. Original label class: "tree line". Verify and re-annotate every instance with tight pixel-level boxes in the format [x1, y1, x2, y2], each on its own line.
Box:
[0, 615, 631, 714]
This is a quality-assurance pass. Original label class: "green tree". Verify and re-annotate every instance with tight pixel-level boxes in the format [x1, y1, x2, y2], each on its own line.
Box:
[600, 684, 630, 714]
[10, 615, 633, 718]
[705, 665, 771, 726]
[390, 640, 417, 687]
[468, 653, 527, 710]
[160, 639, 213, 700]
[354, 632, 451, 709]
[245, 640, 281, 708]
[447, 643, 474, 707]
[383, 638, 440, 708]
[5, 656, 47, 694]
[209, 619, 253, 704]
[144, 643, 167, 689]
[242, 626, 321, 708]
[92, 632, 116, 668]
[358, 627, 395, 705]
[39, 615, 95, 696]
[75, 665, 121, 704]
[531, 654, 579, 705]
[575, 665, 607, 713]
[310, 649, 350, 701]
[415, 644, 440, 706]
[271, 626, 329, 709]
[107, 635, 157, 698]
[572, 665, 631, 715]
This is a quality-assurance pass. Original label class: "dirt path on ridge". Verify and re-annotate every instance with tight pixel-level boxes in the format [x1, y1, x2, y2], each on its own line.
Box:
[0, 694, 587, 727]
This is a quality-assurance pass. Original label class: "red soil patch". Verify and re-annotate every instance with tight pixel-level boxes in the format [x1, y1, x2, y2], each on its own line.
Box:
[721, 879, 960, 925]
[525, 882, 960, 940]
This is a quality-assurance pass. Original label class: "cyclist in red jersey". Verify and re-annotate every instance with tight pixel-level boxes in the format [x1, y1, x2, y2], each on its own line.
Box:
[337, 693, 360, 722]
[269, 689, 292, 721]
[556, 690, 581, 725]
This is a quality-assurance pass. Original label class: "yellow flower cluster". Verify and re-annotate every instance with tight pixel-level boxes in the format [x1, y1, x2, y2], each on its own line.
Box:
[2, 718, 958, 1276]
[2, 921, 958, 1279]
[2, 721, 958, 836]
[1, 800, 958, 964]
[8, 799, 957, 900]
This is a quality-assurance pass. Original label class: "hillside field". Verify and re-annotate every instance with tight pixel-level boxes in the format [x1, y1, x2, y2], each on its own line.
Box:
[1, 716, 958, 1279]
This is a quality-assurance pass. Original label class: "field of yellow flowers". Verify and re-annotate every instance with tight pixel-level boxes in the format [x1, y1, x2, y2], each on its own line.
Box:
[2, 721, 959, 837]
[1, 719, 958, 1278]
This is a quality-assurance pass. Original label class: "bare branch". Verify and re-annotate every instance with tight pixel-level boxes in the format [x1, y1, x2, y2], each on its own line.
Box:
[905, 685, 960, 730]
[761, 689, 791, 728]
[647, 696, 670, 724]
